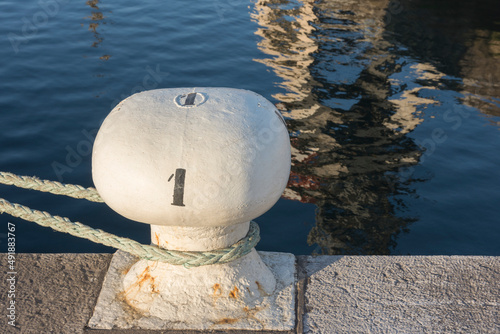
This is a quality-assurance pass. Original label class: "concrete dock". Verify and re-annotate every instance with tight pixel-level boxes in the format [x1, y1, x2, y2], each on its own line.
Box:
[1, 253, 498, 333]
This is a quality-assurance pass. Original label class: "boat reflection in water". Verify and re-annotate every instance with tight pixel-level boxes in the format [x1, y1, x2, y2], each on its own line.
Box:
[251, 0, 500, 254]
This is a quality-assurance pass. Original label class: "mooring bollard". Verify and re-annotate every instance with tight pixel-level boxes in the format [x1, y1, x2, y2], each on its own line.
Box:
[88, 88, 296, 331]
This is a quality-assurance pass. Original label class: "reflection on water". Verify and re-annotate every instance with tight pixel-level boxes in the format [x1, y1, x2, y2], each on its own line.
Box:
[386, 0, 500, 117]
[84, 0, 110, 60]
[252, 0, 500, 254]
[252, 0, 320, 120]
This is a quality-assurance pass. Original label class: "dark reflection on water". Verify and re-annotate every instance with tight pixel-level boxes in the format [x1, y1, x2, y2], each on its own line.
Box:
[253, 0, 500, 254]
[386, 0, 500, 117]
[84, 0, 110, 60]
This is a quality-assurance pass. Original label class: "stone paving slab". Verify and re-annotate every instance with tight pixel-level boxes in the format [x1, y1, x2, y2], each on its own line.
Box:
[1, 253, 499, 333]
[1, 253, 112, 334]
[299, 255, 500, 334]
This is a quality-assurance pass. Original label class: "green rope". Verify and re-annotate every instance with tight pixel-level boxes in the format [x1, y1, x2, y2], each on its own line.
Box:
[0, 171, 103, 203]
[0, 172, 260, 268]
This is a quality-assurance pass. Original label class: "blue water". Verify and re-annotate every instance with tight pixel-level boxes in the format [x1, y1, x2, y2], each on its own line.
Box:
[0, 0, 499, 255]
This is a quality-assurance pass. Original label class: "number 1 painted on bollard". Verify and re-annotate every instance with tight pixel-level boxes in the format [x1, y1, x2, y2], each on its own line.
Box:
[171, 168, 186, 206]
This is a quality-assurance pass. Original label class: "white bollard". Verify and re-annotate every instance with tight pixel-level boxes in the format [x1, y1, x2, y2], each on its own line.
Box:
[88, 88, 296, 331]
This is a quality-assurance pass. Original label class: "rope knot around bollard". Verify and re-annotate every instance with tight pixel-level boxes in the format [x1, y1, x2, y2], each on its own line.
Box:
[0, 172, 260, 268]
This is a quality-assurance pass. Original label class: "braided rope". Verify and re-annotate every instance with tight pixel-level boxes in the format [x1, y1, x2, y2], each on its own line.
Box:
[0, 198, 260, 268]
[0, 172, 103, 203]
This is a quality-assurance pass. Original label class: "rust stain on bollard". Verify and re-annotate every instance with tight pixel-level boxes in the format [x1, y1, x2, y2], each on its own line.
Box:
[212, 305, 267, 328]
[212, 283, 223, 305]
[213, 283, 222, 295]
[125, 266, 159, 298]
[229, 286, 239, 299]
[256, 281, 269, 297]
[243, 305, 266, 327]
[215, 318, 239, 325]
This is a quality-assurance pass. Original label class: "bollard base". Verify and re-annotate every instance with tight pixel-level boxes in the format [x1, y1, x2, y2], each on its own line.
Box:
[88, 250, 296, 331]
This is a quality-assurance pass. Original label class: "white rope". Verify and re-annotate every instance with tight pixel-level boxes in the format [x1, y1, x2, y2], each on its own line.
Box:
[0, 172, 260, 267]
